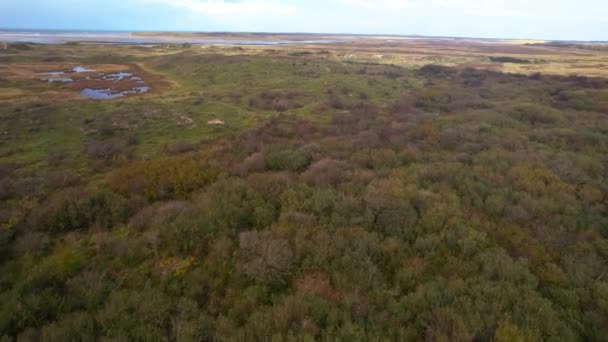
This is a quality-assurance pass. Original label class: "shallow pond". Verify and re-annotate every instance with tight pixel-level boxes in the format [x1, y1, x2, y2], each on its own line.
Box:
[80, 85, 150, 99]
[48, 77, 73, 83]
[103, 72, 132, 81]
[80, 88, 124, 99]
[39, 65, 152, 99]
[73, 66, 96, 73]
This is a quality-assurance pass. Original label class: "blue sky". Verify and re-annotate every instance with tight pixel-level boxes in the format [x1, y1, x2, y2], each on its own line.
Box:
[1, 0, 607, 41]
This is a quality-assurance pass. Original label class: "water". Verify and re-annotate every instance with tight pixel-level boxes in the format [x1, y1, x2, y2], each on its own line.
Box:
[80, 86, 150, 99]
[80, 88, 125, 99]
[132, 86, 150, 93]
[73, 66, 96, 73]
[121, 86, 151, 95]
[48, 78, 73, 83]
[103, 72, 132, 81]
[36, 63, 152, 99]
[0, 30, 349, 45]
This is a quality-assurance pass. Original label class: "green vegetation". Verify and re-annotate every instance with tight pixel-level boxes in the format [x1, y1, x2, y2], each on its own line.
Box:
[489, 56, 532, 64]
[1, 44, 608, 340]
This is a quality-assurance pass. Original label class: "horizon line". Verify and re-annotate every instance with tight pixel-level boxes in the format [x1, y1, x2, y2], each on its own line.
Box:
[1, 27, 607, 44]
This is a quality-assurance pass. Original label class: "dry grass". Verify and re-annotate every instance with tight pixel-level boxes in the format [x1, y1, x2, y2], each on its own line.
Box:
[208, 35, 608, 78]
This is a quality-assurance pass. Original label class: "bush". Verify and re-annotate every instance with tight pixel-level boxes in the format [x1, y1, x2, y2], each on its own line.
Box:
[509, 103, 563, 125]
[238, 230, 294, 284]
[41, 312, 96, 342]
[301, 158, 346, 186]
[33, 188, 131, 232]
[107, 157, 219, 200]
[231, 152, 266, 176]
[328, 95, 348, 110]
[44, 170, 80, 189]
[266, 149, 312, 172]
[194, 178, 276, 232]
[97, 288, 171, 341]
[490, 56, 531, 64]
[162, 140, 195, 155]
[418, 64, 456, 77]
[85, 140, 127, 161]
[415, 88, 453, 112]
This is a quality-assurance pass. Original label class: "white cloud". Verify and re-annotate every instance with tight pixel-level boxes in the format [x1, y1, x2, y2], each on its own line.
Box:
[334, 0, 522, 16]
[335, 0, 411, 9]
[145, 0, 295, 17]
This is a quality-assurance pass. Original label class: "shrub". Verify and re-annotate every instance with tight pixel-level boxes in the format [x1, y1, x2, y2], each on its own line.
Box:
[328, 95, 348, 110]
[238, 230, 294, 284]
[107, 157, 219, 200]
[44, 170, 80, 189]
[415, 88, 453, 112]
[14, 232, 50, 256]
[0, 163, 14, 179]
[162, 140, 195, 155]
[129, 201, 192, 230]
[418, 64, 455, 77]
[301, 158, 346, 186]
[194, 178, 275, 232]
[266, 149, 312, 172]
[364, 177, 419, 237]
[231, 152, 266, 176]
[33, 188, 131, 232]
[490, 56, 531, 64]
[509, 103, 563, 125]
[41, 312, 96, 342]
[97, 288, 171, 341]
[85, 140, 127, 161]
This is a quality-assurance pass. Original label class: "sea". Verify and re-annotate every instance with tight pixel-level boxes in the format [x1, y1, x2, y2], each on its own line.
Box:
[0, 29, 347, 45]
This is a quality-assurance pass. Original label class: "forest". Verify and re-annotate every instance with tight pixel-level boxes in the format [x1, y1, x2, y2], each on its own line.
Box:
[1, 42, 608, 341]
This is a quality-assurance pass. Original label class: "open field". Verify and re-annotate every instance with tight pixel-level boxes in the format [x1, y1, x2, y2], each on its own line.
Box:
[1, 36, 608, 340]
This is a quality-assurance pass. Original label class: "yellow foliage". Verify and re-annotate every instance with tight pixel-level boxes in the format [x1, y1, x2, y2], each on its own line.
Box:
[495, 320, 541, 342]
[158, 256, 195, 277]
[107, 157, 219, 200]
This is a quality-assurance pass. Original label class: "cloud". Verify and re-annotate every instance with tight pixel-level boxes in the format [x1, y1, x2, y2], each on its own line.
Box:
[335, 0, 411, 8]
[334, 0, 522, 16]
[145, 0, 295, 17]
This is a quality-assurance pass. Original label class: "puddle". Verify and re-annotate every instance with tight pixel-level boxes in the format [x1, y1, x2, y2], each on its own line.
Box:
[48, 78, 73, 83]
[40, 65, 152, 100]
[124, 86, 151, 94]
[80, 86, 150, 99]
[80, 88, 125, 99]
[103, 72, 132, 81]
[73, 66, 96, 73]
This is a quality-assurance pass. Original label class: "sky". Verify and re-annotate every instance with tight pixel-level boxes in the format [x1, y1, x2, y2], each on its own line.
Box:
[0, 0, 607, 41]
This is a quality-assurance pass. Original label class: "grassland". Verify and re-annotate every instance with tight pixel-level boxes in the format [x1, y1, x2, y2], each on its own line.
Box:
[2, 36, 606, 165]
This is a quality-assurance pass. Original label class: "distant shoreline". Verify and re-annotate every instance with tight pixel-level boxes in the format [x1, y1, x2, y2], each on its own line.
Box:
[1, 29, 607, 44]
[0, 30, 351, 45]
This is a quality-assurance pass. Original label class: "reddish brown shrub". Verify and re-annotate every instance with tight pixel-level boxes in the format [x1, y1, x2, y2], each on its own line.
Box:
[295, 271, 339, 301]
[231, 152, 266, 176]
[301, 158, 346, 186]
[85, 139, 127, 161]
[162, 140, 195, 155]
